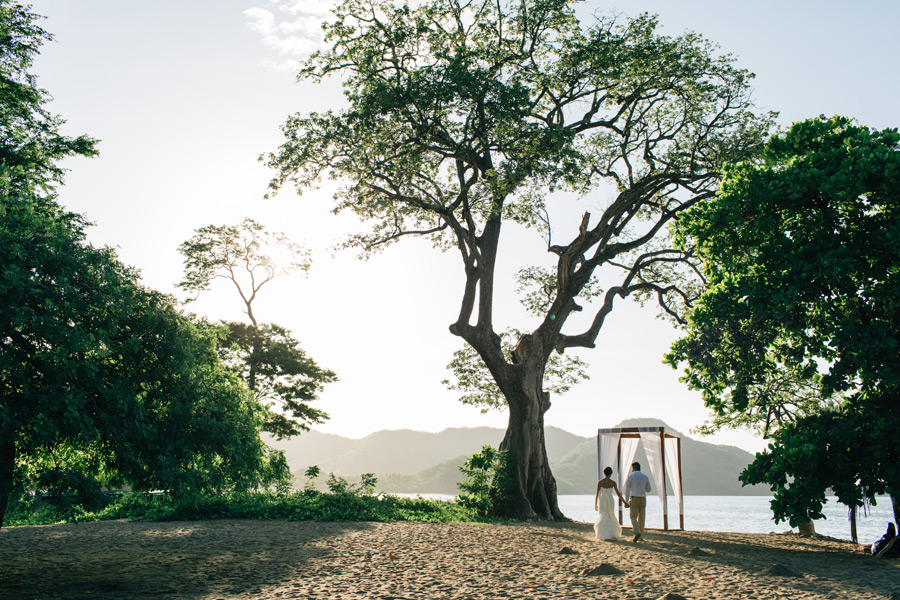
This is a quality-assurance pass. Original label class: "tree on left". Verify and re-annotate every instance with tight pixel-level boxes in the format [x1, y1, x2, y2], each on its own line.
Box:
[0, 2, 287, 527]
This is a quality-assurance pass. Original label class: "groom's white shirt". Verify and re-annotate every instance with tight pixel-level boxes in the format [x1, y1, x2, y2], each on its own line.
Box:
[624, 470, 651, 502]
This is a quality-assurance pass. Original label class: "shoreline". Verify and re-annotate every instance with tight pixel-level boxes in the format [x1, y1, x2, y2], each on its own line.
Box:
[2, 519, 897, 599]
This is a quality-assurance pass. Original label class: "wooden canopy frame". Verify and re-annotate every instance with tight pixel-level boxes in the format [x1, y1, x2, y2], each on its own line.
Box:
[597, 426, 684, 530]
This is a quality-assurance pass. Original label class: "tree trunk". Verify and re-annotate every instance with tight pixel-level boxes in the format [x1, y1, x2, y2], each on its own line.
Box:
[849, 505, 858, 544]
[499, 372, 565, 521]
[797, 518, 816, 537]
[892, 494, 899, 532]
[0, 440, 15, 529]
[247, 326, 260, 394]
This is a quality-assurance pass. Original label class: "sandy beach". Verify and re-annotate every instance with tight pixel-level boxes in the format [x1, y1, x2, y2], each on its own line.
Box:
[1, 519, 897, 599]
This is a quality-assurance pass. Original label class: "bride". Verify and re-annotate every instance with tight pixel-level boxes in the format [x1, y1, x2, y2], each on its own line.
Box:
[594, 466, 628, 541]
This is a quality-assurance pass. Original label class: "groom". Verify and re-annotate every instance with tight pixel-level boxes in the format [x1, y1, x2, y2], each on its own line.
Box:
[624, 462, 651, 542]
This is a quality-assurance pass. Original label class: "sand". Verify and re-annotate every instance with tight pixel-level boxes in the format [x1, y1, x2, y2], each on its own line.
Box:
[1, 519, 897, 599]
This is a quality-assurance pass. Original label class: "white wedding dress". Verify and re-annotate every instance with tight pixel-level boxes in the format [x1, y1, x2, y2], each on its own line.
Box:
[594, 487, 623, 541]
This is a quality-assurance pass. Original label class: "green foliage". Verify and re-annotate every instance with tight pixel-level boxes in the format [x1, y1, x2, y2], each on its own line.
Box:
[326, 473, 352, 494]
[739, 405, 899, 528]
[217, 322, 336, 438]
[266, 0, 772, 389]
[326, 472, 378, 496]
[2, 490, 125, 526]
[668, 115, 900, 526]
[303, 465, 321, 491]
[0, 193, 292, 502]
[358, 473, 378, 496]
[456, 446, 516, 516]
[443, 330, 589, 412]
[1, 2, 293, 528]
[2, 496, 64, 527]
[0, 1, 98, 194]
[177, 218, 310, 308]
[4, 489, 492, 526]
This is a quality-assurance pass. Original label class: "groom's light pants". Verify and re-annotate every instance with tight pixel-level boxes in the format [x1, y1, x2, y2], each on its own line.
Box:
[629, 496, 647, 536]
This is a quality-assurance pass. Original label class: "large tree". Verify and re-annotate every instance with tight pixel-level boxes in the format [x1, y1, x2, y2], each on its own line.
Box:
[1, 192, 290, 527]
[178, 218, 336, 438]
[0, 3, 287, 527]
[666, 116, 900, 529]
[267, 0, 771, 518]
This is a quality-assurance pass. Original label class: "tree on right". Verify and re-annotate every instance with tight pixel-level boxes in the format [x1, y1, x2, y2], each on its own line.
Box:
[667, 115, 900, 531]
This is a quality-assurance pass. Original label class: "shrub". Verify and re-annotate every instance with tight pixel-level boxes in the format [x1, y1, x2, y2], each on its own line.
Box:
[456, 445, 516, 517]
[303, 465, 321, 491]
[4, 475, 502, 526]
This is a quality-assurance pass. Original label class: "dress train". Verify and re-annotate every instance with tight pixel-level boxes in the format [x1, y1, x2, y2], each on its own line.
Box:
[594, 487, 622, 541]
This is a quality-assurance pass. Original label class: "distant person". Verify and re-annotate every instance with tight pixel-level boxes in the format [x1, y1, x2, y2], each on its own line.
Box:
[594, 466, 628, 541]
[623, 461, 651, 542]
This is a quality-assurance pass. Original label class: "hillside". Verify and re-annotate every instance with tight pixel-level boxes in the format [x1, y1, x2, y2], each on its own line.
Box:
[266, 419, 769, 496]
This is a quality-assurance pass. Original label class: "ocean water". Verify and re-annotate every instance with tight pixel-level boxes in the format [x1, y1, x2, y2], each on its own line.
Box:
[558, 494, 895, 545]
[397, 493, 895, 545]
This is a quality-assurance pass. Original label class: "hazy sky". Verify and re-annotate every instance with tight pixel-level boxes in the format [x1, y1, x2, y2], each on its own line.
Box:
[27, 0, 899, 453]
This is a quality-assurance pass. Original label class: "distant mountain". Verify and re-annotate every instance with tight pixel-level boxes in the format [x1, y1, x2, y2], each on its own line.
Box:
[265, 419, 769, 496]
[268, 427, 504, 477]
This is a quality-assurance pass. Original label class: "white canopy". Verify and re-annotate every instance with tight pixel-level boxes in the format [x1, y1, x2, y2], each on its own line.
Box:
[597, 426, 684, 530]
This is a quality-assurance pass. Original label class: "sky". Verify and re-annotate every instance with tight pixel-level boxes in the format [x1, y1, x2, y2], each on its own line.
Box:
[26, 0, 900, 454]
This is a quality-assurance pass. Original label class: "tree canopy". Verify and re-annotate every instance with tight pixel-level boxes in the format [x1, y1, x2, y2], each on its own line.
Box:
[217, 322, 336, 438]
[267, 0, 772, 518]
[1, 191, 289, 527]
[0, 2, 288, 527]
[667, 115, 900, 528]
[0, 0, 96, 193]
[178, 218, 311, 327]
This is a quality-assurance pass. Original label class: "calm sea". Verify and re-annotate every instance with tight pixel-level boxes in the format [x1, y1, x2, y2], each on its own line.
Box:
[398, 494, 895, 545]
[557, 495, 895, 545]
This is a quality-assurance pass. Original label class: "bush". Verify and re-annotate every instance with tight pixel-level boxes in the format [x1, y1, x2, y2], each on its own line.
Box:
[456, 445, 516, 517]
[3, 490, 123, 527]
[3, 485, 499, 527]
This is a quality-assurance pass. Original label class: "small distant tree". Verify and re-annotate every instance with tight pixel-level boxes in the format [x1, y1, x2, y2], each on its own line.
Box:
[326, 473, 352, 494]
[667, 116, 900, 531]
[303, 465, 321, 492]
[443, 329, 589, 413]
[178, 218, 336, 438]
[357, 473, 378, 496]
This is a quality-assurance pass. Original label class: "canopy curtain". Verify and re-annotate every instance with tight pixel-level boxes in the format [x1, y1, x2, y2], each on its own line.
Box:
[617, 437, 640, 490]
[598, 432, 620, 479]
[665, 436, 683, 518]
[640, 432, 667, 516]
